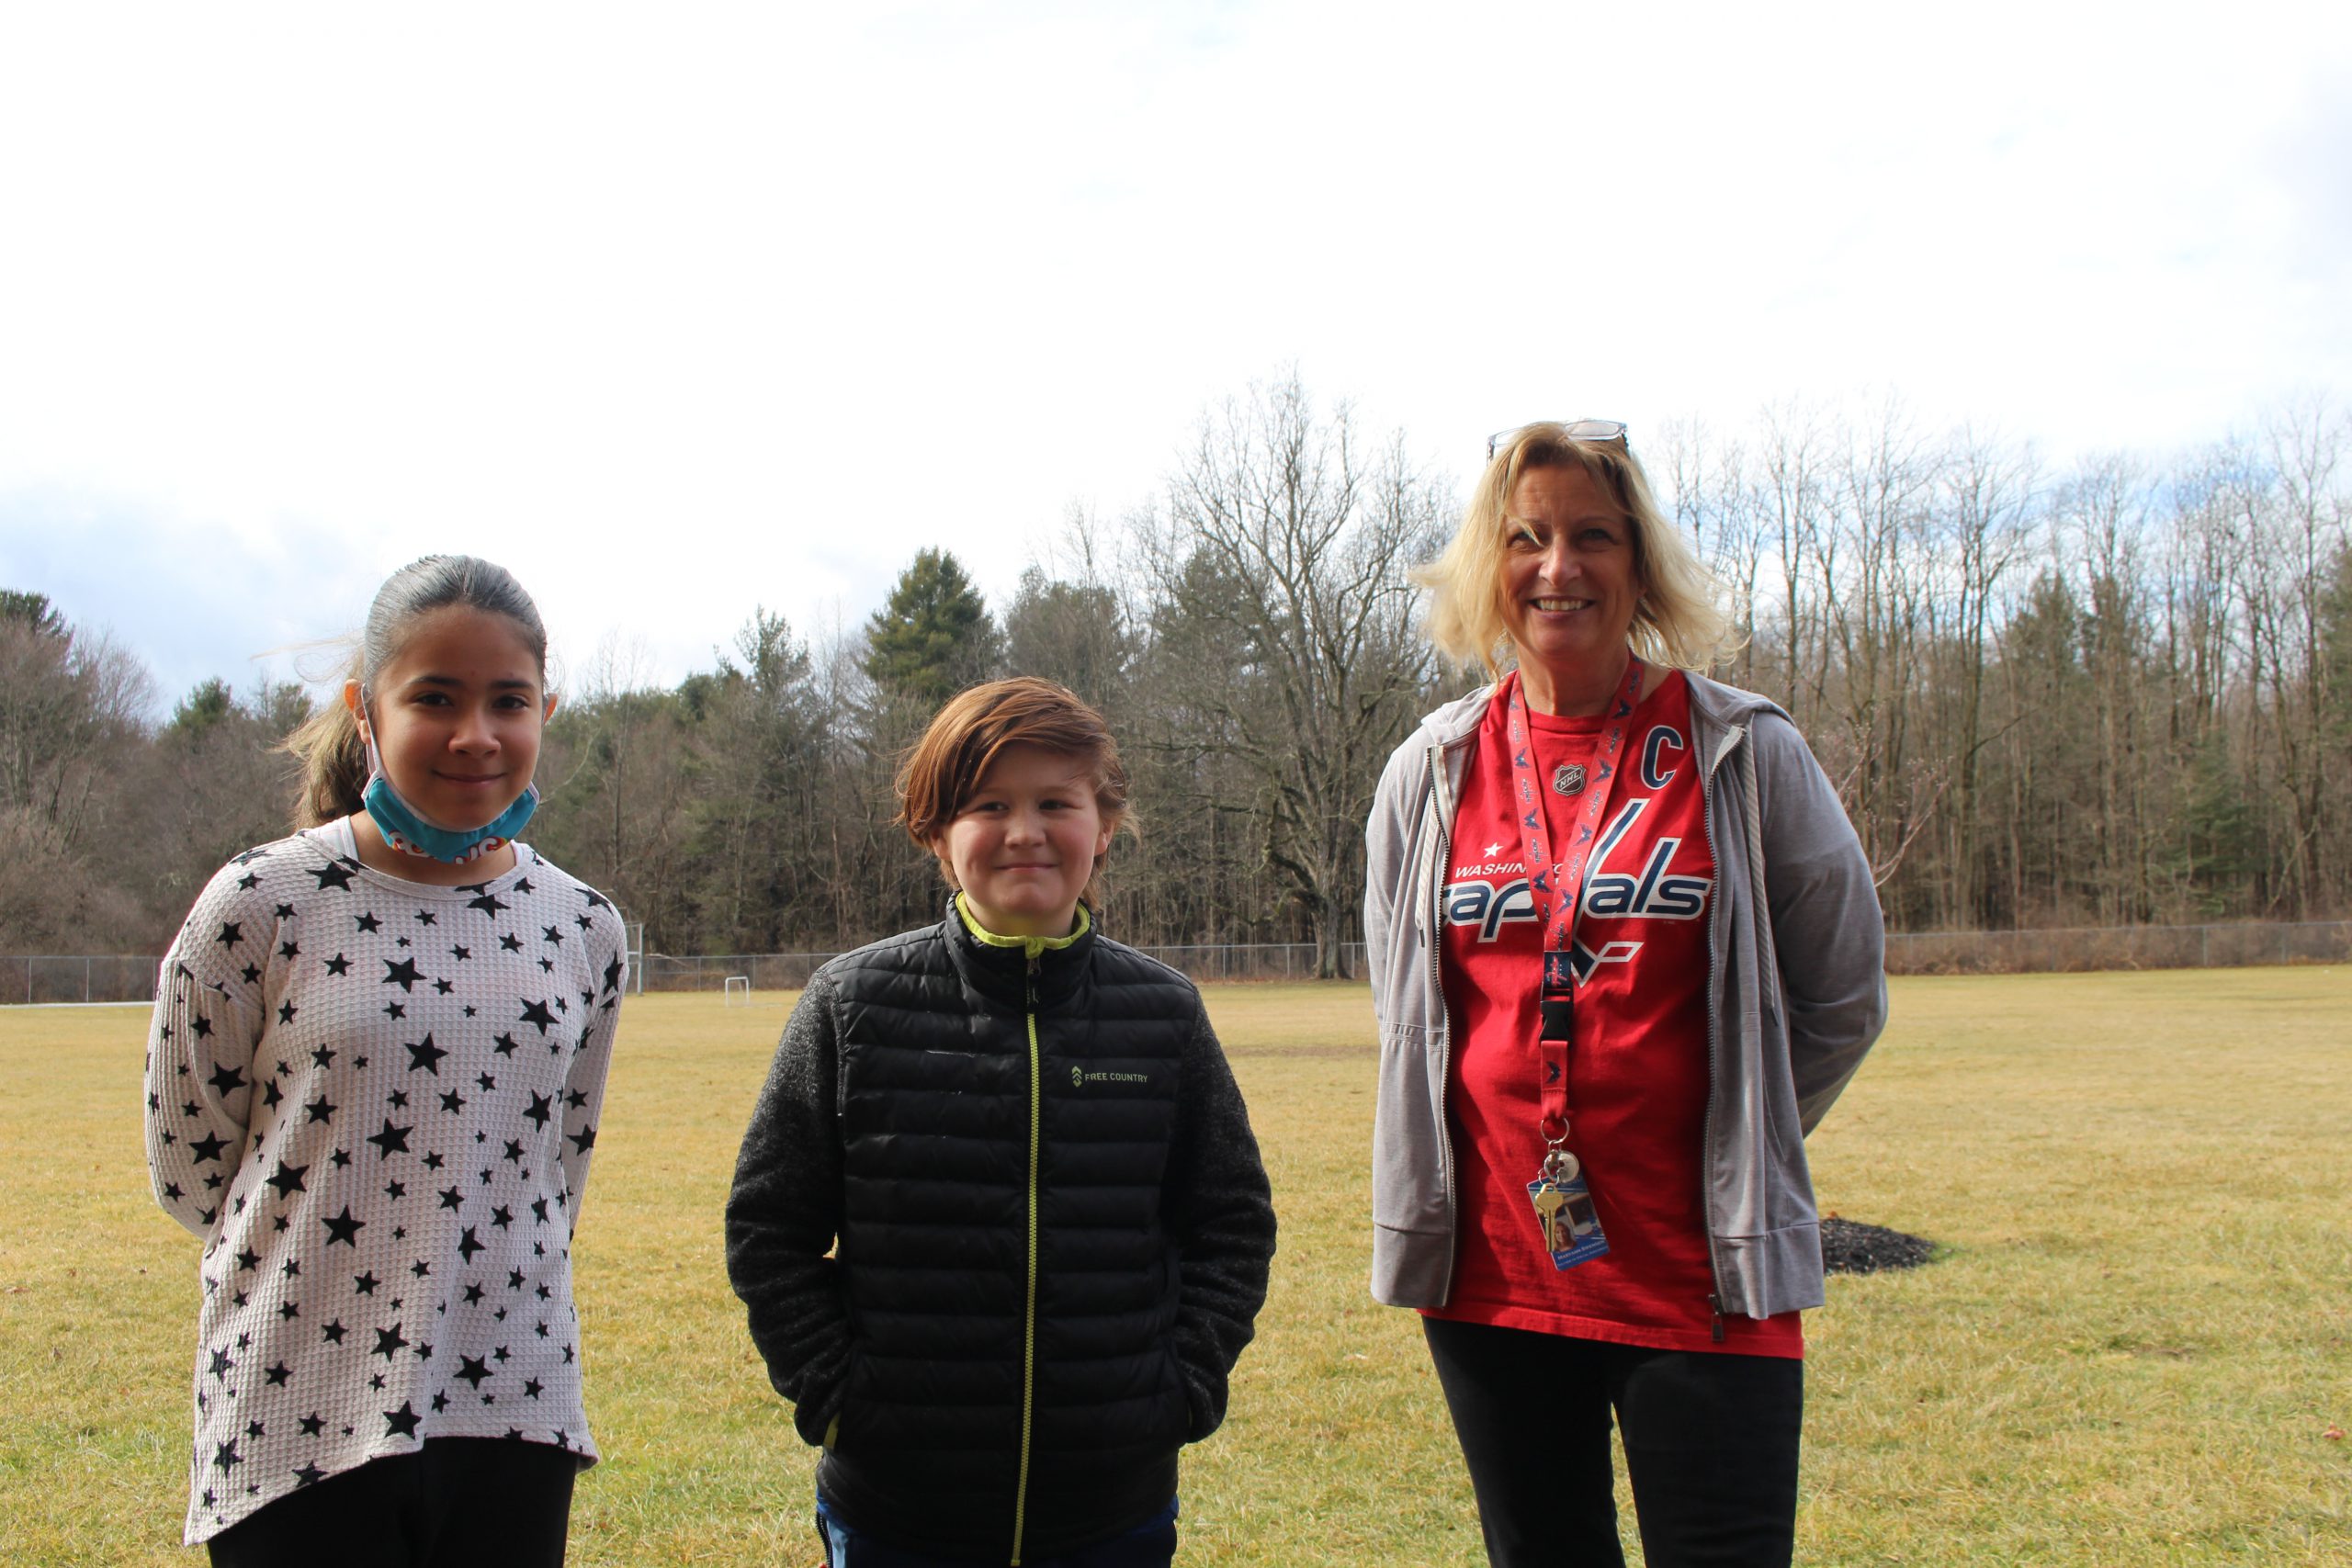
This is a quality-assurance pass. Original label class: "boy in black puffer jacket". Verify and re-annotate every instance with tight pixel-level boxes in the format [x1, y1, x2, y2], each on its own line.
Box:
[727, 678, 1276, 1568]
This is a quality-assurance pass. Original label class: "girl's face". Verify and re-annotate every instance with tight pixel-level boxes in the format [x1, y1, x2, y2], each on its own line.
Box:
[931, 742, 1113, 939]
[345, 606, 552, 836]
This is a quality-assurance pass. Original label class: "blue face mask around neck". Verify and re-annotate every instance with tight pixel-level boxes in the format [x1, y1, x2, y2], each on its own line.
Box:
[359, 729, 540, 866]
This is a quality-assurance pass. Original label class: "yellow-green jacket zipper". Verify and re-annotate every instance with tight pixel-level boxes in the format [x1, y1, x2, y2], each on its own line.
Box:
[1012, 958, 1039, 1565]
[952, 895, 1088, 1567]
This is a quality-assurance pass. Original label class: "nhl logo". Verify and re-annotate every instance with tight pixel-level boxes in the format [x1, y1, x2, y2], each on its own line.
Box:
[1552, 762, 1587, 796]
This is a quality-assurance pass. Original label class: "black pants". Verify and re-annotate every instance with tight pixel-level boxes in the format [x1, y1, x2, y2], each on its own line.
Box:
[207, 1437, 576, 1568]
[1421, 1317, 1804, 1568]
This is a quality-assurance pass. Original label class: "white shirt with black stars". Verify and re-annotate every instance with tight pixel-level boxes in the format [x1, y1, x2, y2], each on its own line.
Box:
[143, 821, 627, 1544]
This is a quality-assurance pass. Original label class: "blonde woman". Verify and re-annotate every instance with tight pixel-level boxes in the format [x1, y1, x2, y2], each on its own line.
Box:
[1363, 422, 1886, 1567]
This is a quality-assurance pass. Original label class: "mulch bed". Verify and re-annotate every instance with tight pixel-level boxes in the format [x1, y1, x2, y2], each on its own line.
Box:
[1820, 1216, 1936, 1274]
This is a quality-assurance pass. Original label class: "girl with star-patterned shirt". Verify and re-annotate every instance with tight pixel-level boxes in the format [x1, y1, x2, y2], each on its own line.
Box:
[145, 556, 626, 1566]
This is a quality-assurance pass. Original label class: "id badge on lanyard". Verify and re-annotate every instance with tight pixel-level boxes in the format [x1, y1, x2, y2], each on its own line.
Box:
[1505, 656, 1645, 1270]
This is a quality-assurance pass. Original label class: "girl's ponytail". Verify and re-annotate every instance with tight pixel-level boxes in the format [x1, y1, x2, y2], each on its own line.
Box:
[279, 652, 369, 829]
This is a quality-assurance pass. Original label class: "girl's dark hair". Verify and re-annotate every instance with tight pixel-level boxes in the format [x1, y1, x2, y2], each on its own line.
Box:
[894, 677, 1133, 907]
[280, 556, 548, 829]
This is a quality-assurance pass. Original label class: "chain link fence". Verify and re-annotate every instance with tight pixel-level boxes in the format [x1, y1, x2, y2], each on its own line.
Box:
[1883, 920, 2352, 975]
[2, 955, 164, 1005]
[8, 923, 2349, 1005]
[639, 942, 1372, 993]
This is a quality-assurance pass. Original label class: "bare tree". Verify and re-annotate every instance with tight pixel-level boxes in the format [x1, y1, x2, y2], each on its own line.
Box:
[1136, 373, 1447, 976]
[20, 389, 2352, 964]
[534, 637, 695, 946]
[0, 613, 153, 851]
[1936, 429, 2040, 924]
[2255, 400, 2348, 911]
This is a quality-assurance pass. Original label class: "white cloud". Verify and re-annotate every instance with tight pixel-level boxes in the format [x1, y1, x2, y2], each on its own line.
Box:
[2, 0, 2346, 702]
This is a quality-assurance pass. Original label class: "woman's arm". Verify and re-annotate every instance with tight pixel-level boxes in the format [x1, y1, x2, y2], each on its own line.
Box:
[724, 975, 857, 1446]
[1751, 714, 1888, 1132]
[1362, 738, 1422, 1025]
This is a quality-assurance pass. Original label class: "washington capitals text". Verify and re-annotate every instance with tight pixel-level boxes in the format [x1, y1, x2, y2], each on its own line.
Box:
[1444, 735, 1714, 963]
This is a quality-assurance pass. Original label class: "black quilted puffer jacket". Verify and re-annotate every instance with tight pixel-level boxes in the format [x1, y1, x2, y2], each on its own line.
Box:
[725, 899, 1276, 1563]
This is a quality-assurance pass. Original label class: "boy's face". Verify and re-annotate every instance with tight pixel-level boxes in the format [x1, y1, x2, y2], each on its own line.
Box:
[932, 742, 1113, 939]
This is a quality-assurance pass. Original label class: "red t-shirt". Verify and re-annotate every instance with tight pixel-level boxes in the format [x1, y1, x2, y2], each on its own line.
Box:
[1424, 671, 1803, 1357]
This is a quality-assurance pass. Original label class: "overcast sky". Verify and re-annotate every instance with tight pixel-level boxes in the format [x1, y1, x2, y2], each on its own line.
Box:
[3, 1, 2346, 710]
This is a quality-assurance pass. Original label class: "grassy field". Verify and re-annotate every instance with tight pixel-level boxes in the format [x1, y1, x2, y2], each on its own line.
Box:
[3, 969, 2347, 1565]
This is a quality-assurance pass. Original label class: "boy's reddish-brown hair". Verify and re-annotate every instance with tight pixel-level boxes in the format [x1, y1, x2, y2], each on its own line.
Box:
[895, 677, 1133, 905]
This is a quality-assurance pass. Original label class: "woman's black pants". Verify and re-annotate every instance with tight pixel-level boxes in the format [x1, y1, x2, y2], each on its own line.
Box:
[1421, 1316, 1804, 1568]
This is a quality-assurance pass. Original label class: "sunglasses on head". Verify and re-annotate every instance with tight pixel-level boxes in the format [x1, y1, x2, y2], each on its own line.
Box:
[1487, 420, 1630, 460]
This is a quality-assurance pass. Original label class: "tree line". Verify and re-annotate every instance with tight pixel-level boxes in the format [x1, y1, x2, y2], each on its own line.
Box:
[6, 378, 2347, 974]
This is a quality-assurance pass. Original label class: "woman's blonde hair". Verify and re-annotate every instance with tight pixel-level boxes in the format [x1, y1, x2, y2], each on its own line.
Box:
[1418, 423, 1736, 678]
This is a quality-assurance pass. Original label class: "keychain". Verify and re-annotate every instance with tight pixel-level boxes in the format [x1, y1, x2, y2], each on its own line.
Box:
[1525, 1145, 1608, 1270]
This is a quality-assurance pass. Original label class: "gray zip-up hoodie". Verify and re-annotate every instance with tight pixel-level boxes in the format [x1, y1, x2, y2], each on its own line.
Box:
[1364, 672, 1886, 1323]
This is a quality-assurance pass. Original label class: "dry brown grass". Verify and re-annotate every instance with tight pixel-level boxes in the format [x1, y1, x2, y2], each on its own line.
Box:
[3, 969, 2346, 1563]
